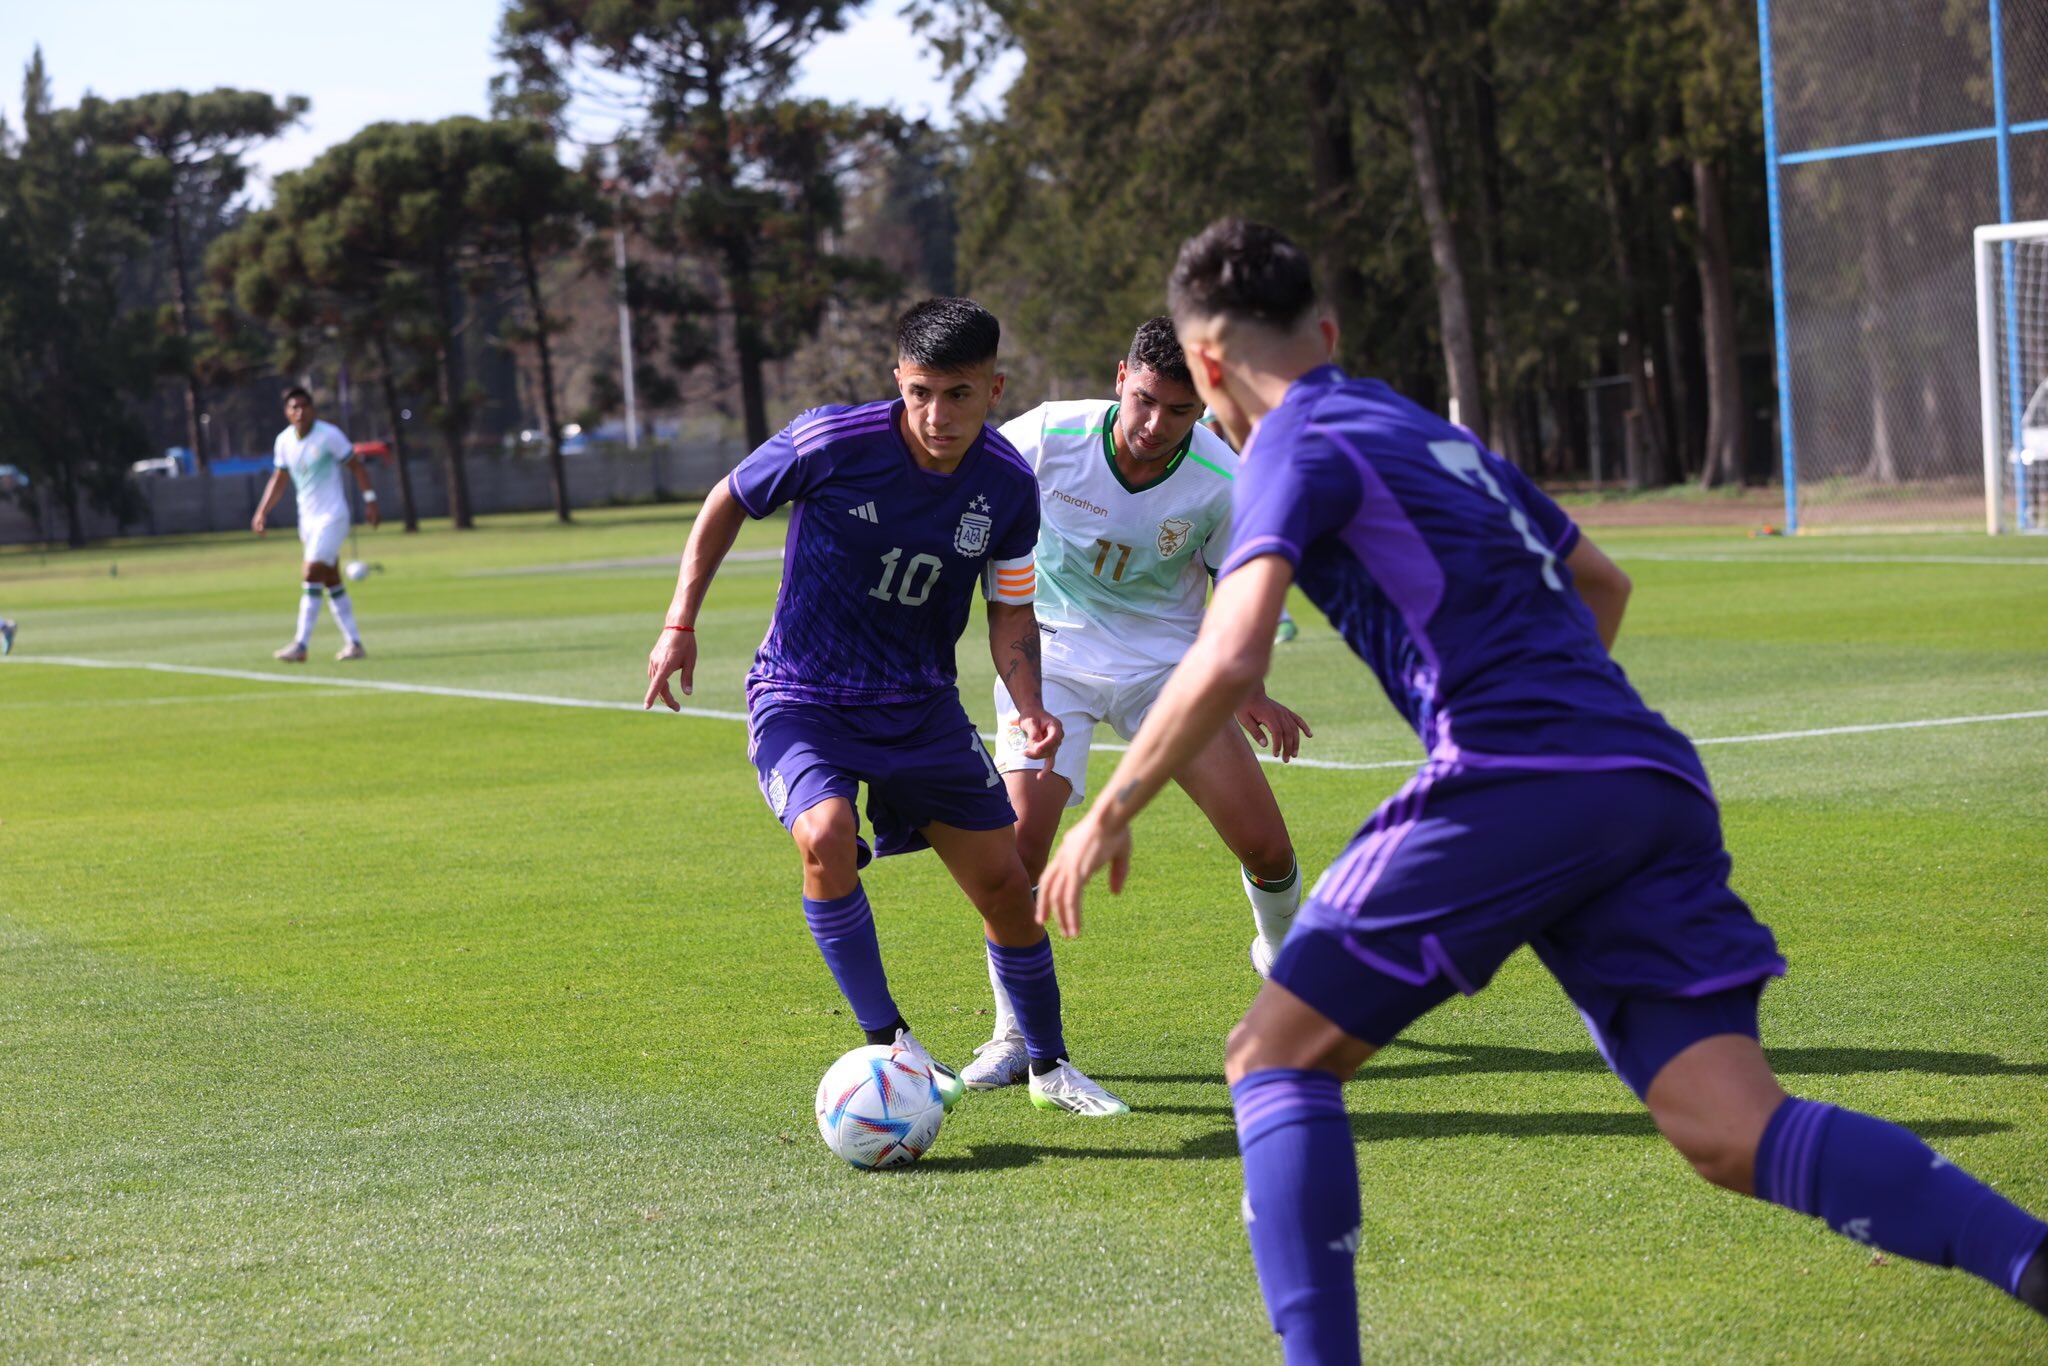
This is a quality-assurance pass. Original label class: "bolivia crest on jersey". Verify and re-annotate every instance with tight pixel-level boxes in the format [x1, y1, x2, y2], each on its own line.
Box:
[955, 495, 994, 555]
[1158, 517, 1193, 558]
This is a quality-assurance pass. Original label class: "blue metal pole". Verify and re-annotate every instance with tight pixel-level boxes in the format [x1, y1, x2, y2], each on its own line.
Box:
[1992, 0, 2027, 529]
[1757, 0, 1799, 533]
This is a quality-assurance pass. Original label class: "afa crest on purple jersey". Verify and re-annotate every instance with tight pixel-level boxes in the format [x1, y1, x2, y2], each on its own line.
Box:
[728, 400, 1039, 708]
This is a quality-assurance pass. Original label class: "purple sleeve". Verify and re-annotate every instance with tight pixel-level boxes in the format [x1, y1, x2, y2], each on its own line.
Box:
[1493, 455, 1581, 559]
[1216, 422, 1360, 579]
[994, 482, 1038, 561]
[725, 408, 844, 518]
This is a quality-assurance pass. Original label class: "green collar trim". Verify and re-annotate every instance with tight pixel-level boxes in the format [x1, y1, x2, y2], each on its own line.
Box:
[1101, 403, 1191, 494]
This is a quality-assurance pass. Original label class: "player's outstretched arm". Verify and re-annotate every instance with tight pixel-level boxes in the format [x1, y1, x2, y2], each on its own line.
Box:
[1038, 553, 1293, 937]
[1565, 534, 1631, 650]
[349, 454, 381, 528]
[250, 470, 288, 535]
[986, 600, 1062, 760]
[644, 480, 747, 710]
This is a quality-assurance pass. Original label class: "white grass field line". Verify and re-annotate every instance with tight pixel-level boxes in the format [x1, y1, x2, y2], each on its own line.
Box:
[0, 686, 359, 710]
[13, 655, 2048, 773]
[1616, 551, 2048, 567]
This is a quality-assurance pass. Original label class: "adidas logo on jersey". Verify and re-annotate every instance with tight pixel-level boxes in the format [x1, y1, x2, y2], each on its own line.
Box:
[848, 501, 879, 522]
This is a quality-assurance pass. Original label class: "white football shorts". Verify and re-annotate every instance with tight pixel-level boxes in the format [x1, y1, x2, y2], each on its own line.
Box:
[299, 515, 349, 567]
[992, 662, 1175, 807]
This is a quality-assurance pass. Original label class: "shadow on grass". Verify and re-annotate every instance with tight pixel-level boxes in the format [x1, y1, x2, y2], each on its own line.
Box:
[918, 1113, 2013, 1171]
[1097, 1041, 2048, 1090]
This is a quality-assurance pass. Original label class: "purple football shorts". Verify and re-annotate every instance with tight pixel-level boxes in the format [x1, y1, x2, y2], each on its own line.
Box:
[1272, 762, 1786, 1097]
[746, 691, 1015, 859]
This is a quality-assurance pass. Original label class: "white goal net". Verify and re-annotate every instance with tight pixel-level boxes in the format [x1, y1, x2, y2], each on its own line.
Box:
[1977, 221, 2048, 534]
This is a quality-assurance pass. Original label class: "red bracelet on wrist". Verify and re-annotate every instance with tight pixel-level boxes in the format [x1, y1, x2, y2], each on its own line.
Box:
[663, 624, 693, 633]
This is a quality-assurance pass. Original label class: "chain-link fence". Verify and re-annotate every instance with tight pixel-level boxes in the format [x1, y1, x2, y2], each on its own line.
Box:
[1760, 0, 2048, 531]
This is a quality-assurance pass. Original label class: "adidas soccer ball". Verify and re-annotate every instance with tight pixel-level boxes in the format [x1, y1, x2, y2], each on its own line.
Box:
[343, 560, 370, 582]
[815, 1043, 945, 1169]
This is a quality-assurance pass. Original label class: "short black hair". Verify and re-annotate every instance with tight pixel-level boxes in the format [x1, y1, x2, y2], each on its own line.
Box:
[896, 297, 1000, 372]
[282, 385, 314, 406]
[1168, 219, 1319, 330]
[1125, 316, 1193, 390]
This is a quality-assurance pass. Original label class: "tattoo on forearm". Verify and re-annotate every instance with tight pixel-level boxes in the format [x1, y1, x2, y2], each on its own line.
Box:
[999, 629, 1040, 685]
[1114, 780, 1140, 809]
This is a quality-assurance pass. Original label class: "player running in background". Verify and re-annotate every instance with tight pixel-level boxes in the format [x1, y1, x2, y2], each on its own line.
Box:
[643, 298, 1127, 1117]
[1201, 405, 1298, 645]
[252, 387, 378, 661]
[1042, 221, 2047, 1359]
[0, 618, 14, 655]
[960, 317, 1310, 1091]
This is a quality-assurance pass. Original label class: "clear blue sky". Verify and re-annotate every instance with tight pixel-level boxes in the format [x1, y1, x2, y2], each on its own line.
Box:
[0, 0, 1015, 191]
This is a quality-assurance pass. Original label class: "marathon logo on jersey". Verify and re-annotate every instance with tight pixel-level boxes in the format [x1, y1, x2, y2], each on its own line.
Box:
[764, 768, 790, 817]
[1157, 517, 1193, 557]
[955, 495, 993, 555]
[1048, 488, 1108, 517]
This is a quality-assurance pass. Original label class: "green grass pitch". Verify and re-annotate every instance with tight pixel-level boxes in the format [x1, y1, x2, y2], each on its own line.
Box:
[3, 508, 2045, 1359]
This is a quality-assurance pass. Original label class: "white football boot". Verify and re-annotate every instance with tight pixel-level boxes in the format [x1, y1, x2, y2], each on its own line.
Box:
[273, 641, 308, 663]
[892, 1028, 965, 1111]
[959, 1032, 1029, 1090]
[1028, 1060, 1130, 1116]
[1251, 935, 1278, 979]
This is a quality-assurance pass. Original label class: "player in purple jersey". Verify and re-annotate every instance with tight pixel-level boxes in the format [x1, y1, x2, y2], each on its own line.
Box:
[1041, 223, 2047, 1358]
[644, 298, 1129, 1118]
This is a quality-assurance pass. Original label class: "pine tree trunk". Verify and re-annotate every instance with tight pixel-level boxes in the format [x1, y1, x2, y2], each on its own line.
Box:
[1693, 158, 1746, 488]
[373, 335, 420, 532]
[1467, 5, 1513, 459]
[60, 454, 84, 549]
[435, 338, 473, 529]
[1402, 73, 1487, 440]
[520, 223, 571, 523]
[1302, 36, 1368, 369]
[167, 196, 207, 467]
[729, 248, 770, 450]
[432, 267, 473, 530]
[1599, 130, 1668, 486]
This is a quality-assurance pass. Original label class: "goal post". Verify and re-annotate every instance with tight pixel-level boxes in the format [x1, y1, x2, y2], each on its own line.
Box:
[1977, 221, 2048, 535]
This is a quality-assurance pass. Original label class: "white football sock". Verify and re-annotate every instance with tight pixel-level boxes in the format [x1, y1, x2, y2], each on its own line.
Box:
[1243, 862, 1302, 953]
[325, 586, 361, 645]
[294, 586, 322, 646]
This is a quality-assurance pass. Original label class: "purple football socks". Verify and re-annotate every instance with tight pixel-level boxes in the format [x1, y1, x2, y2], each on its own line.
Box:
[1232, 1068, 1361, 1365]
[1755, 1097, 2048, 1301]
[802, 885, 899, 1034]
[986, 935, 1066, 1065]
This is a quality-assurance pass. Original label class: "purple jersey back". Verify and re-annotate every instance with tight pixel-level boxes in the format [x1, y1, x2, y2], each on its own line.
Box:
[1218, 366, 1706, 794]
[729, 399, 1039, 708]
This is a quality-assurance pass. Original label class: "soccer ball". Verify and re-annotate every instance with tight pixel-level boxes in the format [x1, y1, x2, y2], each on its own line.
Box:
[814, 1043, 945, 1169]
[343, 560, 370, 582]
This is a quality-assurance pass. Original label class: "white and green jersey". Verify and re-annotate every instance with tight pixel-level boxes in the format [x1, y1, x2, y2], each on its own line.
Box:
[273, 419, 355, 527]
[997, 399, 1239, 676]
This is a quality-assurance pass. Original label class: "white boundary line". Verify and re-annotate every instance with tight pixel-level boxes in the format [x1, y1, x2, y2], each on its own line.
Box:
[1616, 551, 2048, 567]
[8, 656, 751, 720]
[11, 655, 2048, 774]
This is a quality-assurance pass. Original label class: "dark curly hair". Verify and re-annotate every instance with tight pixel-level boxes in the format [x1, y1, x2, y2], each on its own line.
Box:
[1125, 316, 1193, 389]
